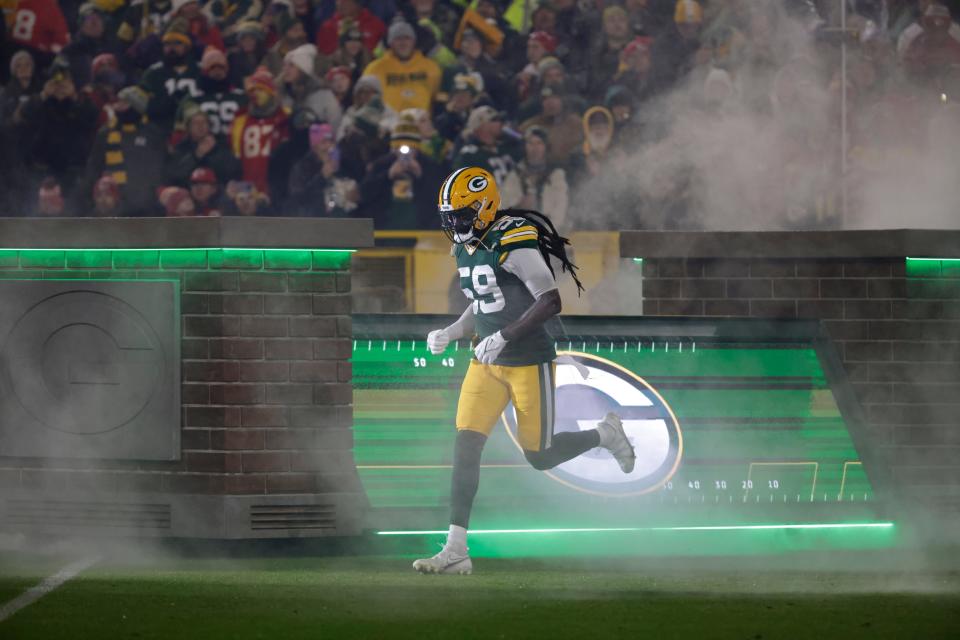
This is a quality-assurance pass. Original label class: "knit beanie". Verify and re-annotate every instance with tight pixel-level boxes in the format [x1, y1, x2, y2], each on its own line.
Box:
[200, 46, 228, 72]
[284, 43, 318, 78]
[117, 86, 149, 114]
[244, 66, 277, 96]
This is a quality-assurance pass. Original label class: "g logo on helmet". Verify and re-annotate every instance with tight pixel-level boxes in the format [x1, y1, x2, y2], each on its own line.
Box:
[502, 352, 683, 496]
[467, 176, 488, 193]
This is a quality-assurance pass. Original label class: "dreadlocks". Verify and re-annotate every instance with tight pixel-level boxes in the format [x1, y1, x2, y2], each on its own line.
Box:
[497, 208, 584, 295]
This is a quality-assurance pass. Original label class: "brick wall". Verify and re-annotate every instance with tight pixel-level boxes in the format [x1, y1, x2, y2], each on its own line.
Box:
[640, 256, 960, 517]
[0, 248, 364, 505]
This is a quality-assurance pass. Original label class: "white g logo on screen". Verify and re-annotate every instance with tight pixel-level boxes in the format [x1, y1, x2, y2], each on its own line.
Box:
[467, 176, 488, 192]
[503, 352, 683, 496]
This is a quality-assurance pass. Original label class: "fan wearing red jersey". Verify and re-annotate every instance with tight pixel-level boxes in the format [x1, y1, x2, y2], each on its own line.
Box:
[10, 0, 70, 58]
[230, 67, 289, 196]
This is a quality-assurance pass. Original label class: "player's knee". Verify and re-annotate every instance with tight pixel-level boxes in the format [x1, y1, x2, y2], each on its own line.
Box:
[524, 449, 556, 471]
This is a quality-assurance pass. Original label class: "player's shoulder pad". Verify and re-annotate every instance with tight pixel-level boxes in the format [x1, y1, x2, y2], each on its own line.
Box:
[493, 216, 539, 251]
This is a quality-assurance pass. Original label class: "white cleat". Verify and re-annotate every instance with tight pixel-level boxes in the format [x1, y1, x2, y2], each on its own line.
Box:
[412, 546, 473, 575]
[597, 412, 636, 474]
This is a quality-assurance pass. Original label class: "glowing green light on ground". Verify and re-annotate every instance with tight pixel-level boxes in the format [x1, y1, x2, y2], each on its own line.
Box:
[377, 522, 895, 535]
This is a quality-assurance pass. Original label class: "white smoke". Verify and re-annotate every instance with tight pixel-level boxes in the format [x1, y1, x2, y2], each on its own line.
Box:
[570, 2, 960, 231]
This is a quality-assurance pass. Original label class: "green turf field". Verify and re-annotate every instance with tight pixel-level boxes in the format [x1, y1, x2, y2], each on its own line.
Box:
[2, 551, 959, 639]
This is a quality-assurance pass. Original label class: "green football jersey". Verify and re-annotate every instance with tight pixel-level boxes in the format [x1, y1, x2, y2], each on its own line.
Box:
[454, 216, 556, 366]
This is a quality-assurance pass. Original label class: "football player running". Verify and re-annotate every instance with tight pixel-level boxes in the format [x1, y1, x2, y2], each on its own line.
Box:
[412, 167, 636, 575]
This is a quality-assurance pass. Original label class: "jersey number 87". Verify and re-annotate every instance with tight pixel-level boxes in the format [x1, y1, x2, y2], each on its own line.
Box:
[459, 265, 505, 314]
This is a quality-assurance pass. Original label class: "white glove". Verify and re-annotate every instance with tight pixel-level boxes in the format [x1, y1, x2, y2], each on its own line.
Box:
[474, 331, 507, 364]
[427, 329, 450, 355]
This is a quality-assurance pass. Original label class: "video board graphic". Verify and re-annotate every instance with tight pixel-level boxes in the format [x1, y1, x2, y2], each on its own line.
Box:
[353, 316, 881, 530]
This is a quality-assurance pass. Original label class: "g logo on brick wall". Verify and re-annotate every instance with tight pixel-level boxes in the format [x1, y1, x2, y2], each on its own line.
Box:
[3, 291, 164, 435]
[467, 176, 488, 192]
[503, 352, 683, 496]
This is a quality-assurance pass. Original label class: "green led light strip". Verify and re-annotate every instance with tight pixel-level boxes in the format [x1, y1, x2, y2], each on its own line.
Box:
[633, 258, 644, 263]
[377, 523, 894, 535]
[905, 257, 960, 262]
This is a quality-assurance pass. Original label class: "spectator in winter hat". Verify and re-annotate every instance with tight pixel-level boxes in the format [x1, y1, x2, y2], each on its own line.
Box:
[518, 31, 557, 94]
[902, 3, 960, 80]
[167, 100, 240, 187]
[361, 21, 442, 112]
[62, 3, 110, 88]
[1, 50, 40, 124]
[649, 0, 704, 92]
[140, 18, 203, 133]
[447, 27, 513, 111]
[325, 24, 374, 81]
[531, 4, 558, 37]
[83, 53, 124, 127]
[520, 85, 583, 166]
[288, 121, 344, 216]
[500, 125, 569, 231]
[453, 105, 522, 188]
[315, 0, 386, 56]
[171, 0, 225, 52]
[92, 174, 122, 216]
[613, 36, 655, 105]
[337, 92, 390, 181]
[196, 46, 246, 136]
[268, 106, 322, 207]
[326, 66, 354, 108]
[356, 112, 447, 229]
[537, 57, 568, 91]
[337, 74, 397, 140]
[673, 0, 703, 39]
[18, 60, 100, 196]
[291, 0, 317, 35]
[587, 5, 636, 101]
[85, 85, 166, 216]
[230, 67, 290, 194]
[280, 43, 342, 132]
[229, 21, 267, 86]
[116, 0, 176, 48]
[159, 185, 197, 216]
[435, 71, 482, 144]
[403, 106, 449, 162]
[568, 105, 627, 183]
[409, 0, 460, 47]
[189, 167, 223, 215]
[264, 7, 310, 76]
[518, 56, 582, 122]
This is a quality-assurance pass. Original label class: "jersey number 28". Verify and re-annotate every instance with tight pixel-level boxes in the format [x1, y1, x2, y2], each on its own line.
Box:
[459, 265, 505, 314]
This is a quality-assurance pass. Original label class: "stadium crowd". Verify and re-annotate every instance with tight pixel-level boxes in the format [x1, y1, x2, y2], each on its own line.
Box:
[0, 0, 957, 229]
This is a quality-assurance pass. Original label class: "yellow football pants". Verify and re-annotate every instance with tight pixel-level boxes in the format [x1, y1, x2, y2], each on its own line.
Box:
[455, 361, 555, 452]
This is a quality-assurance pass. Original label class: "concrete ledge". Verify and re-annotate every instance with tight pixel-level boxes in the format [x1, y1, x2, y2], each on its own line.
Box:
[0, 217, 375, 249]
[620, 230, 960, 259]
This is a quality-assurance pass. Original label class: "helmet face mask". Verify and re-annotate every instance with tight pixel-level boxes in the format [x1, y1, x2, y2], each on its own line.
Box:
[439, 205, 479, 244]
[437, 167, 500, 244]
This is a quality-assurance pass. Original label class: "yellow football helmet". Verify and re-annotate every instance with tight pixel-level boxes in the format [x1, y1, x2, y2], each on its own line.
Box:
[437, 167, 500, 243]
